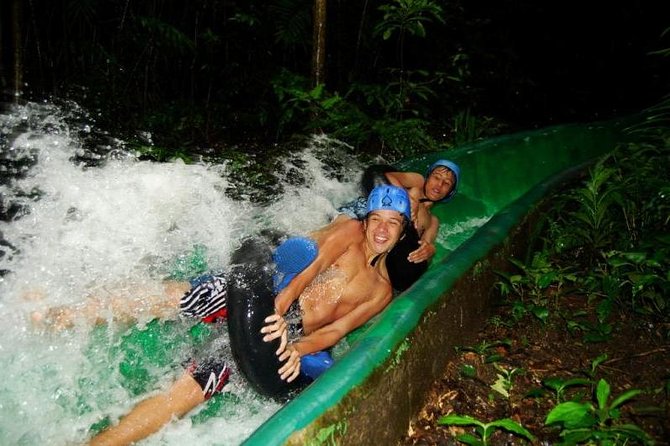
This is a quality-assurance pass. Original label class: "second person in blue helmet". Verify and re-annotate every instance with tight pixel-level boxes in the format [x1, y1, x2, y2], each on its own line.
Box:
[345, 159, 460, 291]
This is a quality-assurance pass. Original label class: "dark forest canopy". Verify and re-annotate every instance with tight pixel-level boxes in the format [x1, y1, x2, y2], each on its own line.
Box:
[1, 0, 668, 155]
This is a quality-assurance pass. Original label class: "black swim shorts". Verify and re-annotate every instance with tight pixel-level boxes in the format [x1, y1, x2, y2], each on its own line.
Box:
[284, 300, 304, 343]
[186, 358, 231, 400]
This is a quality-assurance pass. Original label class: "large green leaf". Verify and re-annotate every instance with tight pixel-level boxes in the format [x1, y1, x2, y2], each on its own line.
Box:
[545, 401, 593, 429]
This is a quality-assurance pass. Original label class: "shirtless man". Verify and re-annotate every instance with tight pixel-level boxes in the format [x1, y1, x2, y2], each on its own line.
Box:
[263, 187, 409, 382]
[84, 184, 410, 446]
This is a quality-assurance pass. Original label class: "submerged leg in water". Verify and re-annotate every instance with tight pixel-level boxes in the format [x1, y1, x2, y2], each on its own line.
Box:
[88, 363, 230, 446]
[29, 280, 191, 330]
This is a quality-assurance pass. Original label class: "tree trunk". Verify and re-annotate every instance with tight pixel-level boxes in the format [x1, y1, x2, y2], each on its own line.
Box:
[353, 0, 369, 80]
[311, 0, 327, 88]
[11, 0, 23, 101]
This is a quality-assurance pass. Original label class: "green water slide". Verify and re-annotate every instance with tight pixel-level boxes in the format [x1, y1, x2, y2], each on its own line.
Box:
[243, 117, 643, 445]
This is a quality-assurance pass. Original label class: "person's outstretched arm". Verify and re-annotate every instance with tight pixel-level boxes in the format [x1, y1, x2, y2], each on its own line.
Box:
[384, 171, 425, 189]
[89, 372, 205, 446]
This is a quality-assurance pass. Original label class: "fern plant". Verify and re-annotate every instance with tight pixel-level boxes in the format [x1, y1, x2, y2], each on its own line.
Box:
[570, 162, 624, 263]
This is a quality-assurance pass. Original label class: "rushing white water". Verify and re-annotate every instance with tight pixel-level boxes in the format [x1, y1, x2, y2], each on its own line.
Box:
[0, 101, 362, 445]
[0, 101, 490, 445]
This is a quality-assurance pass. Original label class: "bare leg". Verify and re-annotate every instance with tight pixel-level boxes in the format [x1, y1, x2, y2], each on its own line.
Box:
[31, 280, 191, 331]
[88, 372, 205, 446]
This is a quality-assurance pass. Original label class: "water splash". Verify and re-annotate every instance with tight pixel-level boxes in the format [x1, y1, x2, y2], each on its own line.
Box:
[0, 100, 491, 445]
[0, 101, 363, 445]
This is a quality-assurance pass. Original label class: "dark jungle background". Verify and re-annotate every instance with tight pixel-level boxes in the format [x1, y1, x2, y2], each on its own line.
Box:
[1, 0, 668, 161]
[1, 3, 669, 444]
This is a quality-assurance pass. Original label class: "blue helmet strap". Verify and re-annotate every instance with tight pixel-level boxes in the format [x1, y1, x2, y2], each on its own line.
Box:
[370, 253, 384, 267]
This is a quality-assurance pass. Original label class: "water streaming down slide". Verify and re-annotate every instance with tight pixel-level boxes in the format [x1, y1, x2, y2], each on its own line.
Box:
[1, 100, 635, 445]
[0, 101, 377, 445]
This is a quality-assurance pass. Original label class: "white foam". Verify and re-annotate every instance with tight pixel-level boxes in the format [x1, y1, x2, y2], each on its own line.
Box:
[0, 102, 361, 445]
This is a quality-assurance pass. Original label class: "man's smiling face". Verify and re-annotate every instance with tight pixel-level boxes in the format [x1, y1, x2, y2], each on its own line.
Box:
[364, 209, 405, 254]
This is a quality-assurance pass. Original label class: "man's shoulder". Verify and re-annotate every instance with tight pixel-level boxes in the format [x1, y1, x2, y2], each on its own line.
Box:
[331, 216, 363, 232]
[317, 217, 364, 247]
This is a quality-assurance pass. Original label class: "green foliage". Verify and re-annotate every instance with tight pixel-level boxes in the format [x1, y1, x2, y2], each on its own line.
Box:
[438, 414, 536, 445]
[490, 363, 522, 400]
[548, 141, 669, 264]
[505, 135, 670, 339]
[136, 102, 223, 153]
[272, 69, 334, 137]
[569, 162, 623, 259]
[543, 377, 592, 403]
[372, 118, 438, 158]
[609, 145, 669, 246]
[545, 378, 654, 445]
[495, 252, 577, 324]
[130, 144, 192, 163]
[578, 142, 670, 321]
[374, 0, 445, 41]
[273, 70, 366, 144]
[646, 26, 670, 57]
[459, 364, 477, 379]
[583, 353, 609, 380]
[626, 99, 670, 141]
[540, 167, 620, 268]
[372, 0, 447, 124]
[383, 68, 442, 117]
[486, 315, 511, 329]
[136, 16, 195, 55]
[350, 68, 454, 129]
[457, 339, 511, 364]
[269, 0, 311, 49]
[346, 81, 404, 117]
[65, 0, 96, 28]
[451, 109, 502, 147]
[605, 244, 670, 317]
[271, 69, 440, 156]
[306, 421, 348, 446]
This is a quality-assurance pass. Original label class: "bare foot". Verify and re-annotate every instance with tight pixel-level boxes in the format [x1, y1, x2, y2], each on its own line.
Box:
[30, 310, 46, 325]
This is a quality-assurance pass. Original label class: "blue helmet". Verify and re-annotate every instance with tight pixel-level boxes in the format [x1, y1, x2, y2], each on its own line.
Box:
[425, 159, 460, 203]
[366, 184, 411, 221]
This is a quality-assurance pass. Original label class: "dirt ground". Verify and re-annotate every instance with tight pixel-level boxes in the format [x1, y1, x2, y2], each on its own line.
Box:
[399, 295, 670, 445]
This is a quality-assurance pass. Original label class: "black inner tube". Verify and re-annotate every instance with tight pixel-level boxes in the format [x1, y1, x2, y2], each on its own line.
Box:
[385, 226, 428, 292]
[227, 237, 305, 400]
